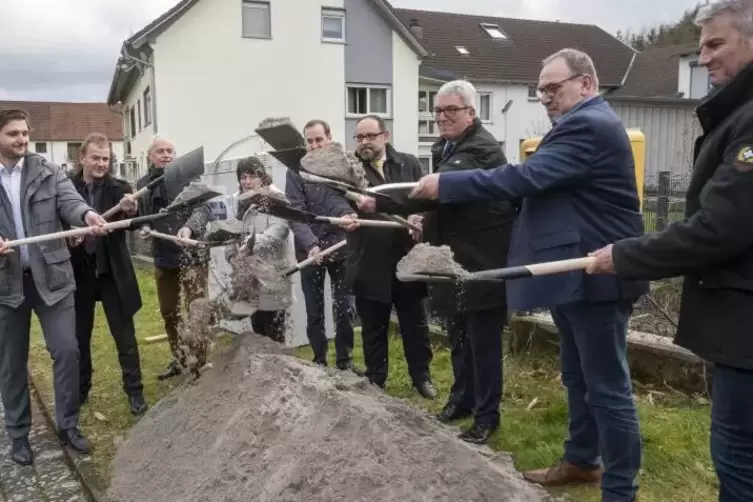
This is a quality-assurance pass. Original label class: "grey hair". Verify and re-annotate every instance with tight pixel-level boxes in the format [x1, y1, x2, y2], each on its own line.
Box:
[695, 0, 753, 37]
[543, 48, 600, 88]
[147, 134, 175, 153]
[436, 80, 477, 110]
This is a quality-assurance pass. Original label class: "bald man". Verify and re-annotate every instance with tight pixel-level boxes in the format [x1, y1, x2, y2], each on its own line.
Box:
[136, 136, 211, 380]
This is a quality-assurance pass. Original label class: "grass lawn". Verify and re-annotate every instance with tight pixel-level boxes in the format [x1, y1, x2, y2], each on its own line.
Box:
[27, 267, 717, 501]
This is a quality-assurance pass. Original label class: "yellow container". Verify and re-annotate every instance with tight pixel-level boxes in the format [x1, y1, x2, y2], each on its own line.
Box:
[519, 128, 646, 211]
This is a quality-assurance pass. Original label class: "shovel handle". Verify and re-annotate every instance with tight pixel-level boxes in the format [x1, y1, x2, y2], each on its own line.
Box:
[473, 257, 598, 280]
[4, 219, 133, 248]
[147, 230, 205, 247]
[101, 185, 151, 220]
[283, 240, 347, 277]
[321, 217, 404, 228]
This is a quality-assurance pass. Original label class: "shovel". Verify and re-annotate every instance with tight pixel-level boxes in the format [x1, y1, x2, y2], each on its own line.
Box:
[102, 146, 205, 220]
[245, 192, 405, 229]
[396, 257, 597, 283]
[144, 229, 205, 247]
[282, 240, 347, 277]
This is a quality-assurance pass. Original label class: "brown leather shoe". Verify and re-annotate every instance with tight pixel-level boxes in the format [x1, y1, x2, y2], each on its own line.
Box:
[523, 459, 602, 487]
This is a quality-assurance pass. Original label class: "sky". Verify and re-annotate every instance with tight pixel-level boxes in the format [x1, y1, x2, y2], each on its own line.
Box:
[0, 0, 703, 103]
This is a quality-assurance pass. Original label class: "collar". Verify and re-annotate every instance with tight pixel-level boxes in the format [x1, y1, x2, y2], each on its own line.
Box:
[0, 157, 23, 173]
[696, 58, 753, 133]
[553, 95, 599, 124]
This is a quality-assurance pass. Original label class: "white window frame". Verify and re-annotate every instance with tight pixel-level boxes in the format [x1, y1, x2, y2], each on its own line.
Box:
[241, 1, 271, 39]
[418, 119, 438, 136]
[143, 87, 152, 126]
[477, 92, 492, 123]
[346, 85, 392, 118]
[322, 8, 345, 43]
[527, 85, 539, 101]
[480, 23, 507, 39]
[418, 89, 437, 114]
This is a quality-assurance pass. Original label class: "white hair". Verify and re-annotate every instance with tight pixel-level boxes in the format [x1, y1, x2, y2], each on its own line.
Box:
[695, 0, 753, 37]
[147, 134, 175, 153]
[436, 80, 477, 110]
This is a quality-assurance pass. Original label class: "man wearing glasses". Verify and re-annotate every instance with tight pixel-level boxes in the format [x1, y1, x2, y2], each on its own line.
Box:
[335, 115, 436, 399]
[409, 49, 648, 502]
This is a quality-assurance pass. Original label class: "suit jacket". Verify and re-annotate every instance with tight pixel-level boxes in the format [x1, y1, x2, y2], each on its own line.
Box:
[438, 96, 649, 310]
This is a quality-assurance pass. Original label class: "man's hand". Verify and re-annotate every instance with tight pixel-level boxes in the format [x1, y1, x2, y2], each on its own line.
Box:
[177, 227, 192, 240]
[0, 238, 14, 255]
[84, 211, 109, 236]
[586, 244, 616, 274]
[356, 196, 377, 213]
[119, 194, 138, 216]
[138, 225, 152, 240]
[408, 214, 423, 242]
[338, 213, 360, 232]
[308, 245, 324, 265]
[67, 236, 84, 248]
[408, 174, 440, 200]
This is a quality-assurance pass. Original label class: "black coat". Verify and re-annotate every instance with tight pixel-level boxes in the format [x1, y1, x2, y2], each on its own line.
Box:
[334, 143, 428, 304]
[377, 120, 519, 314]
[612, 60, 753, 370]
[68, 173, 142, 318]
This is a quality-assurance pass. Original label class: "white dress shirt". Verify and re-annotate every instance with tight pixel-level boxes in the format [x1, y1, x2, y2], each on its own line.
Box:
[0, 158, 28, 265]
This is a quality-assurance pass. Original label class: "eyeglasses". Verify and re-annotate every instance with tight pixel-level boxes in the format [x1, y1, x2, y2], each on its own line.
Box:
[433, 106, 471, 117]
[536, 74, 584, 98]
[353, 132, 384, 142]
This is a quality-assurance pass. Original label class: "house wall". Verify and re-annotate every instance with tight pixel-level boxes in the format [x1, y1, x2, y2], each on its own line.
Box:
[152, 0, 346, 171]
[28, 140, 124, 172]
[678, 54, 710, 99]
[608, 100, 701, 187]
[120, 65, 156, 179]
[389, 31, 420, 155]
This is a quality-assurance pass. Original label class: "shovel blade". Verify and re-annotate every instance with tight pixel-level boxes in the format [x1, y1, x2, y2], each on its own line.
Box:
[163, 146, 205, 201]
[269, 147, 307, 173]
[255, 118, 305, 151]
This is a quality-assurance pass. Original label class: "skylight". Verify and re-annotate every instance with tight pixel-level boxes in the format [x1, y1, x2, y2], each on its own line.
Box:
[480, 23, 507, 39]
[455, 46, 470, 55]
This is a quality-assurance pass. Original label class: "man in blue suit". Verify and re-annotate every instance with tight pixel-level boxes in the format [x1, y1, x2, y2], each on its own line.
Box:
[410, 48, 648, 502]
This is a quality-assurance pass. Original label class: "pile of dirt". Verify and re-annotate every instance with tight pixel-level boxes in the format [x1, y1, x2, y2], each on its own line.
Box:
[166, 181, 217, 211]
[228, 251, 283, 303]
[300, 142, 368, 189]
[396, 243, 469, 278]
[103, 335, 558, 502]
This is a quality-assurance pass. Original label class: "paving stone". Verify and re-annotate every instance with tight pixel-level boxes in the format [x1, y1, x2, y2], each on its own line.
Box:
[0, 393, 89, 501]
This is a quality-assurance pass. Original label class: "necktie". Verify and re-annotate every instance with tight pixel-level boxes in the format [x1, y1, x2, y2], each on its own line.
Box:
[442, 141, 454, 159]
[372, 159, 385, 179]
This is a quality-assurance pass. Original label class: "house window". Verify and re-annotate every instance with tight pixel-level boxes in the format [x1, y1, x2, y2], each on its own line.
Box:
[480, 23, 507, 39]
[67, 142, 82, 162]
[34, 142, 47, 154]
[527, 86, 539, 100]
[143, 87, 152, 126]
[129, 107, 136, 138]
[322, 8, 345, 42]
[346, 85, 391, 116]
[137, 99, 142, 131]
[418, 90, 437, 113]
[455, 46, 470, 55]
[242, 1, 271, 39]
[418, 120, 438, 136]
[689, 61, 711, 99]
[477, 93, 492, 122]
[418, 157, 432, 175]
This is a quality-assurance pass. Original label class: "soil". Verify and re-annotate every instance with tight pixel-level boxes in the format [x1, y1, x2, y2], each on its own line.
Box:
[205, 219, 243, 243]
[228, 252, 282, 303]
[300, 142, 368, 189]
[176, 298, 215, 374]
[396, 243, 469, 278]
[167, 182, 216, 211]
[257, 117, 295, 130]
[103, 335, 558, 502]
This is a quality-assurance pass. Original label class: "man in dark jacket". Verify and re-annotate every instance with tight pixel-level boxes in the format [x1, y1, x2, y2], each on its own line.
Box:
[136, 136, 211, 380]
[588, 3, 753, 500]
[67, 133, 147, 416]
[285, 119, 356, 369]
[336, 115, 435, 398]
[358, 83, 518, 443]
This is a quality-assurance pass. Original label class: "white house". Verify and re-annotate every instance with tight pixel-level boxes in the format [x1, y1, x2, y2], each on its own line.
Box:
[392, 9, 638, 169]
[106, 0, 429, 181]
[0, 100, 124, 172]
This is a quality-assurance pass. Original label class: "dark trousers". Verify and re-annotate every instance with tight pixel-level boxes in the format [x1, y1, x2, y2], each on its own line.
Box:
[0, 272, 79, 438]
[251, 310, 287, 344]
[74, 267, 143, 400]
[300, 259, 353, 367]
[355, 281, 432, 388]
[710, 364, 753, 502]
[446, 307, 506, 427]
[154, 265, 208, 367]
[551, 300, 641, 502]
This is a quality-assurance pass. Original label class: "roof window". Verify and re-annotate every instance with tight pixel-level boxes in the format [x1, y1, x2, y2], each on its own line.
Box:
[480, 23, 507, 39]
[455, 46, 470, 55]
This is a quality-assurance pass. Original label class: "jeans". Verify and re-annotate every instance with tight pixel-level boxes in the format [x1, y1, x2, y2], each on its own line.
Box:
[710, 363, 753, 502]
[551, 300, 642, 502]
[300, 259, 354, 368]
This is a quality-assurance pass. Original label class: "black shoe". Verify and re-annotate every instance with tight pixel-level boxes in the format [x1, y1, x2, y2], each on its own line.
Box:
[313, 357, 327, 367]
[157, 361, 182, 381]
[128, 393, 148, 416]
[336, 361, 365, 377]
[436, 403, 473, 423]
[414, 380, 437, 400]
[10, 437, 33, 466]
[458, 422, 497, 444]
[58, 428, 90, 454]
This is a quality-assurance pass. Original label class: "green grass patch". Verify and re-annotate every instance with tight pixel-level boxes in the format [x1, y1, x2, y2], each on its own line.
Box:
[26, 267, 717, 500]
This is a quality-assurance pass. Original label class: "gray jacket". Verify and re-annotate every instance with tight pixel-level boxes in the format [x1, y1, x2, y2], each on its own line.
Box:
[0, 154, 94, 307]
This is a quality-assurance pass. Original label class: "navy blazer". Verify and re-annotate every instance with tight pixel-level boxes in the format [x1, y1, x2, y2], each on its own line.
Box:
[438, 96, 649, 310]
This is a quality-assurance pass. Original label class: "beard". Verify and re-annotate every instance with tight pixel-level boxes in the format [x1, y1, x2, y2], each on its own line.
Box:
[0, 143, 26, 163]
[357, 146, 382, 162]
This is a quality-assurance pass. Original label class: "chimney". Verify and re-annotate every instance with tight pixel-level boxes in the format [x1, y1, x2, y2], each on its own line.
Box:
[408, 18, 423, 39]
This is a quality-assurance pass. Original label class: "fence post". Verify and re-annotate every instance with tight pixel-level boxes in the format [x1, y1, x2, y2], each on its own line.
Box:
[657, 171, 670, 231]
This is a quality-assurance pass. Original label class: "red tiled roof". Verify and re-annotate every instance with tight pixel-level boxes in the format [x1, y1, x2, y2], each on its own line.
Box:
[0, 101, 123, 141]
